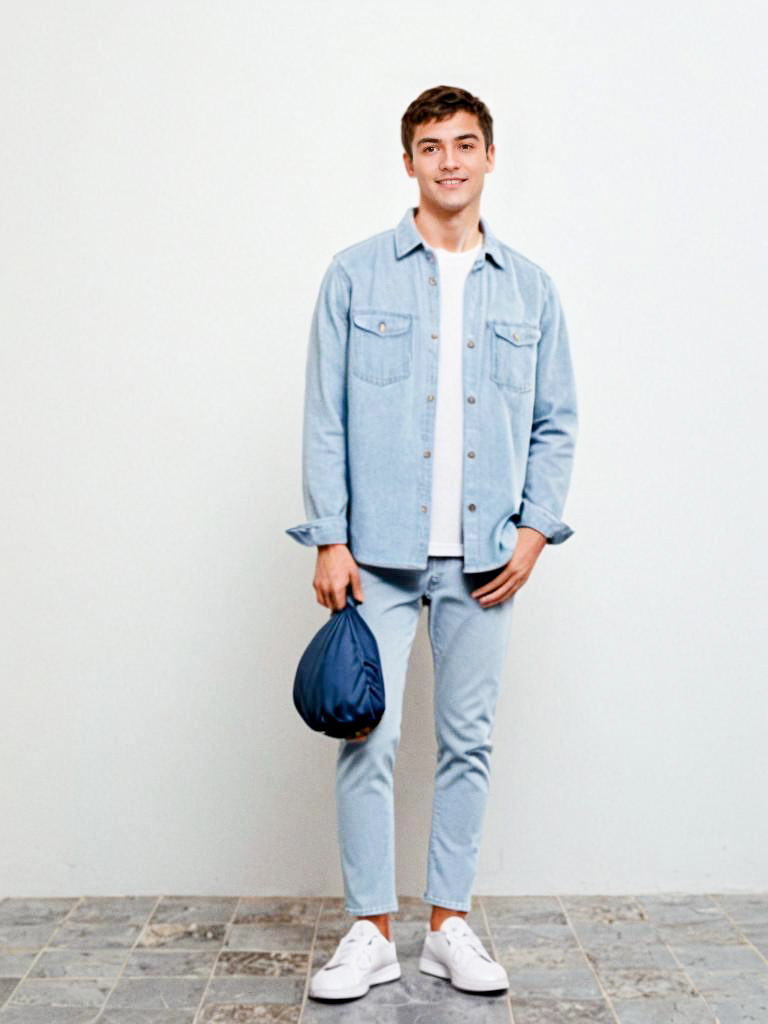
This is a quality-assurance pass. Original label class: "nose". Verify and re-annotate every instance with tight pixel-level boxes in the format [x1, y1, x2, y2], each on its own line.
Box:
[440, 150, 460, 172]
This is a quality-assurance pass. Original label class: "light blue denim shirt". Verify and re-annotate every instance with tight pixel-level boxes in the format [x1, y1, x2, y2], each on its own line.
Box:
[285, 206, 578, 573]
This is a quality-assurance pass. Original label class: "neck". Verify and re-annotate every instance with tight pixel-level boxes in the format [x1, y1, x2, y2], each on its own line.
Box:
[413, 200, 483, 253]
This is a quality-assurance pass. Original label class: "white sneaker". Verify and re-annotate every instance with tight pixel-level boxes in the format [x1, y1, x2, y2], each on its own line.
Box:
[309, 918, 401, 1000]
[419, 915, 509, 993]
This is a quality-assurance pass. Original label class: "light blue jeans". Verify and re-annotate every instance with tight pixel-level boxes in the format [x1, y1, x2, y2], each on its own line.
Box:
[335, 556, 516, 916]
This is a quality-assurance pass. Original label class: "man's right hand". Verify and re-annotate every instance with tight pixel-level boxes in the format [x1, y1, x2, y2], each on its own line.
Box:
[313, 544, 364, 611]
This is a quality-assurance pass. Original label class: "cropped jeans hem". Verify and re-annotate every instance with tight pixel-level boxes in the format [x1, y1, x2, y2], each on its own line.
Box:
[345, 903, 399, 916]
[423, 893, 472, 913]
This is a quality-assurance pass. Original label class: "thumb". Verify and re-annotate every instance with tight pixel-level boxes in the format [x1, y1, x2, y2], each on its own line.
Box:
[350, 571, 364, 603]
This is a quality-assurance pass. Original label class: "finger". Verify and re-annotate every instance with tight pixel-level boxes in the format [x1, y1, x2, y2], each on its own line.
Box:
[472, 575, 512, 599]
[351, 572, 364, 603]
[347, 724, 373, 742]
[478, 581, 517, 606]
[470, 569, 512, 598]
[490, 579, 523, 604]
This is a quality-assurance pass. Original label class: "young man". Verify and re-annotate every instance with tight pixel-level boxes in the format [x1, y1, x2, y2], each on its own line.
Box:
[286, 85, 578, 1001]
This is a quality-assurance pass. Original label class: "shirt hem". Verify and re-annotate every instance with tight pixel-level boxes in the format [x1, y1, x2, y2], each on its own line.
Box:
[350, 549, 513, 574]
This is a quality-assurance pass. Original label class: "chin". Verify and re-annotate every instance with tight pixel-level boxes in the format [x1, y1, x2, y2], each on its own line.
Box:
[436, 194, 472, 210]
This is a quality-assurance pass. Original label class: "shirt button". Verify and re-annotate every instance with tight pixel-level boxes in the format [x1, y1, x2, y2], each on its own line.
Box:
[423, 450, 431, 458]
[431, 332, 438, 340]
[428, 276, 437, 286]
[378, 321, 386, 332]
[467, 450, 476, 458]
[421, 504, 428, 513]
[468, 503, 476, 511]
[427, 393, 434, 401]
[467, 339, 475, 348]
[467, 395, 476, 403]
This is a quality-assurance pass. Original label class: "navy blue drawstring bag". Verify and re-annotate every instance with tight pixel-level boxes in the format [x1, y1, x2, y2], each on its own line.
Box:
[293, 592, 385, 740]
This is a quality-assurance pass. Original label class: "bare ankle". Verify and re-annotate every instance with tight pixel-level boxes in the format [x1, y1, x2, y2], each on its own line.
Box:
[357, 913, 390, 940]
[430, 906, 467, 930]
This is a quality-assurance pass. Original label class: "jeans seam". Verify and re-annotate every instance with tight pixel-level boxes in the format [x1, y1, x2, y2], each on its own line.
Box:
[425, 711, 449, 907]
[425, 591, 454, 908]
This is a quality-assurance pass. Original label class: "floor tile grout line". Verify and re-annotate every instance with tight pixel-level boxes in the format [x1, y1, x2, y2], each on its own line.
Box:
[703, 891, 767, 1024]
[191, 895, 242, 1024]
[4, 892, 767, 1021]
[629, 894, 721, 1024]
[555, 894, 622, 1024]
[478, 896, 516, 1024]
[88, 894, 164, 1023]
[0, 895, 85, 1013]
[708, 892, 768, 967]
[297, 897, 324, 1024]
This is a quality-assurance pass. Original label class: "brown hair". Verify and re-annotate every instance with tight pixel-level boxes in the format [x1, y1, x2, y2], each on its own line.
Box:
[401, 85, 493, 161]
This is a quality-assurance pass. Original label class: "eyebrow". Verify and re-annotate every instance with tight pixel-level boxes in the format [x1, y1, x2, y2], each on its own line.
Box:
[415, 132, 481, 147]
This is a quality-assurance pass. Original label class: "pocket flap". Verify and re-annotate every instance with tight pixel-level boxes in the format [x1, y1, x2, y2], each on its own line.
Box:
[492, 322, 541, 345]
[352, 311, 412, 336]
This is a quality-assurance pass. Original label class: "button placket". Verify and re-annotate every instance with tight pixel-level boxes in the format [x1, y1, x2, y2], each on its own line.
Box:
[419, 250, 440, 546]
[461, 261, 485, 565]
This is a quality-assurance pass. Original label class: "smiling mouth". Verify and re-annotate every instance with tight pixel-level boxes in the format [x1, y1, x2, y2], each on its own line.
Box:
[436, 178, 467, 187]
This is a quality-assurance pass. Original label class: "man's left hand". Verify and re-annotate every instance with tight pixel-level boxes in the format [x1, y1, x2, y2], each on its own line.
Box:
[469, 527, 547, 607]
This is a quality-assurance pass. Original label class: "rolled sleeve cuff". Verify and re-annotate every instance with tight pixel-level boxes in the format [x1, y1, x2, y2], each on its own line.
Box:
[285, 514, 349, 547]
[515, 499, 574, 544]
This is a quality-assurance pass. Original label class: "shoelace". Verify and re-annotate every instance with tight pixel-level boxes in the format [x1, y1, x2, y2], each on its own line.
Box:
[442, 924, 495, 966]
[326, 931, 377, 969]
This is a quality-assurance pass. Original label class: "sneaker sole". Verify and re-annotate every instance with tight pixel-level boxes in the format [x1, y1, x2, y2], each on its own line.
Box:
[309, 959, 401, 1000]
[419, 954, 509, 993]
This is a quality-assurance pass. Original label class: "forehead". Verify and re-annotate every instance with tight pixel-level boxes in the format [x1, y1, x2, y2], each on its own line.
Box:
[413, 110, 483, 143]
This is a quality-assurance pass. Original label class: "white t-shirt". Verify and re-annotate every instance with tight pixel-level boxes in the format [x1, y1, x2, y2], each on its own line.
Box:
[427, 240, 483, 556]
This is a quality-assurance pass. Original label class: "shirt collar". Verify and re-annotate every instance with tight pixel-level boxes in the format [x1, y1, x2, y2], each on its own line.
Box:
[394, 205, 505, 269]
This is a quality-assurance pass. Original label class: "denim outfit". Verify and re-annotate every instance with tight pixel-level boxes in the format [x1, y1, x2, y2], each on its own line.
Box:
[285, 205, 578, 571]
[285, 206, 578, 915]
[338, 557, 516, 915]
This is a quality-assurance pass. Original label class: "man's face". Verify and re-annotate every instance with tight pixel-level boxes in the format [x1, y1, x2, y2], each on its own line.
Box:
[403, 110, 494, 212]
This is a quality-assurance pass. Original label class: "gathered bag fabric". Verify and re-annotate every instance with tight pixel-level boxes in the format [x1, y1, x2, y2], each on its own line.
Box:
[293, 592, 385, 740]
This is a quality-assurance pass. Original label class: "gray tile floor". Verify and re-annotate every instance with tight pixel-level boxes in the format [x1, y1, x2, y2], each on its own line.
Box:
[0, 893, 766, 1022]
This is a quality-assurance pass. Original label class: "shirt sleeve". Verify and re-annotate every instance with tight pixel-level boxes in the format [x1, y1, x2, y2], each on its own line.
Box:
[514, 272, 578, 544]
[285, 258, 351, 548]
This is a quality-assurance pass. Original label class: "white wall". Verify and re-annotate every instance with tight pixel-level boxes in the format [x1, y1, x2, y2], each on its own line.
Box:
[1, 0, 766, 897]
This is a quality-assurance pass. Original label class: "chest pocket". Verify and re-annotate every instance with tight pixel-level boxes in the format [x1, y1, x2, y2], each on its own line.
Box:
[489, 321, 541, 392]
[350, 311, 413, 385]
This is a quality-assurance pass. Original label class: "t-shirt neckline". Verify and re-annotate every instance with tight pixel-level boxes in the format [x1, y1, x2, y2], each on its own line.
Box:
[434, 239, 482, 257]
